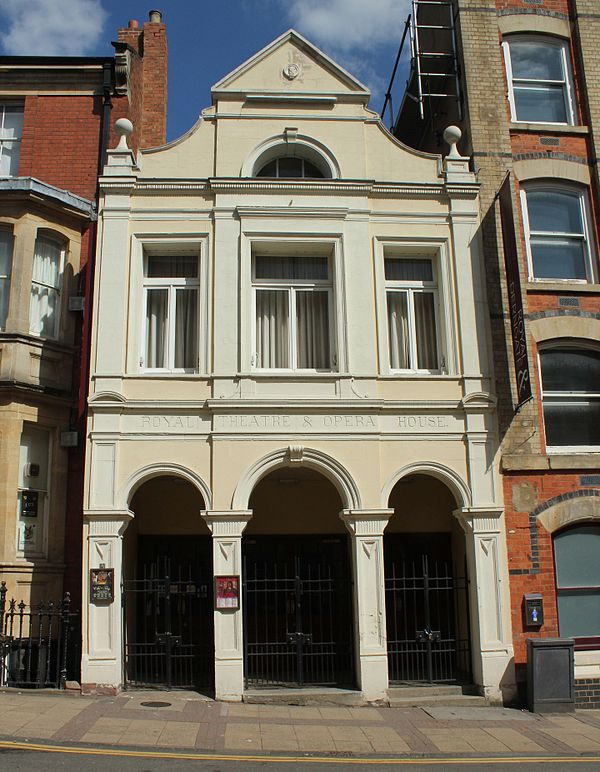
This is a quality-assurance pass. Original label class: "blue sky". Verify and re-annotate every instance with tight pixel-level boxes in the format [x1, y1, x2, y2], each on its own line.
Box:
[0, 0, 411, 142]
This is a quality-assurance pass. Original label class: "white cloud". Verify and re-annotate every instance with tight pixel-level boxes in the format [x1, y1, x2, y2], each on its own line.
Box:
[0, 0, 108, 56]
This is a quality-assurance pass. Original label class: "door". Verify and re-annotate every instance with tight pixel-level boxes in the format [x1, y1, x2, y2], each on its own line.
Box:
[123, 536, 214, 689]
[384, 533, 471, 684]
[243, 536, 354, 688]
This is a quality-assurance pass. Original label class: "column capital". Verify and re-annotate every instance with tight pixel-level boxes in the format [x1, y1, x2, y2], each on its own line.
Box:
[454, 507, 504, 534]
[83, 509, 134, 537]
[201, 510, 253, 537]
[340, 509, 394, 537]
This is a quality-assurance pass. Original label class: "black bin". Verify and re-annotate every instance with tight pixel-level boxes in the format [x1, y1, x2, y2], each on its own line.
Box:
[527, 638, 575, 713]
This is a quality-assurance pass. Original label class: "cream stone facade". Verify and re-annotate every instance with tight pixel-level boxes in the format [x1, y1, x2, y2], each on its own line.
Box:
[82, 31, 515, 703]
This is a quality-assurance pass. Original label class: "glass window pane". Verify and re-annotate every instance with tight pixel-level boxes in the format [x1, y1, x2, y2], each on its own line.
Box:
[257, 159, 276, 177]
[527, 190, 583, 234]
[513, 85, 568, 123]
[0, 277, 9, 329]
[296, 290, 330, 369]
[554, 527, 600, 588]
[174, 289, 198, 369]
[0, 105, 24, 139]
[145, 289, 168, 368]
[541, 349, 600, 392]
[414, 292, 439, 369]
[0, 141, 20, 176]
[256, 289, 289, 368]
[30, 286, 59, 337]
[147, 255, 198, 279]
[303, 160, 324, 178]
[385, 258, 433, 282]
[509, 41, 564, 81]
[277, 157, 303, 177]
[543, 400, 600, 446]
[0, 231, 12, 328]
[255, 255, 328, 281]
[32, 237, 61, 288]
[530, 239, 587, 280]
[557, 591, 600, 637]
[387, 291, 410, 369]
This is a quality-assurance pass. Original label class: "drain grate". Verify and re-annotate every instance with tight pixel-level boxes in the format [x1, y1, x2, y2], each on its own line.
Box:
[140, 701, 172, 708]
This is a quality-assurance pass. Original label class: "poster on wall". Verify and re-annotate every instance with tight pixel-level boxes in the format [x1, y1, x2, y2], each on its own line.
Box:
[90, 568, 114, 602]
[21, 490, 39, 517]
[214, 575, 240, 610]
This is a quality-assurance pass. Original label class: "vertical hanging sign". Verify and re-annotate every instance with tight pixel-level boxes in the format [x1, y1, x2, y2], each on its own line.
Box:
[498, 174, 532, 409]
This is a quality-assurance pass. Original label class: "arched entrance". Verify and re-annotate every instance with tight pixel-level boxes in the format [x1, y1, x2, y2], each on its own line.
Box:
[384, 473, 471, 685]
[243, 465, 355, 688]
[123, 475, 214, 690]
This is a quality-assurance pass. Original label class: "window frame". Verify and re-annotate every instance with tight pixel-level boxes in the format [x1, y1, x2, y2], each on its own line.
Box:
[0, 102, 24, 177]
[520, 182, 595, 283]
[502, 35, 575, 126]
[539, 342, 600, 453]
[16, 424, 51, 559]
[384, 256, 442, 375]
[0, 226, 13, 330]
[140, 253, 201, 373]
[29, 231, 65, 340]
[553, 524, 600, 648]
[251, 254, 336, 373]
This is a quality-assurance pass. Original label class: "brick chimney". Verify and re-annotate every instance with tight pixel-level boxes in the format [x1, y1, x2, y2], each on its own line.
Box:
[115, 10, 168, 149]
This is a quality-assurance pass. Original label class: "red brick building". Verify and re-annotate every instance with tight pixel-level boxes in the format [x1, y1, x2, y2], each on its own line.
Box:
[394, 0, 600, 707]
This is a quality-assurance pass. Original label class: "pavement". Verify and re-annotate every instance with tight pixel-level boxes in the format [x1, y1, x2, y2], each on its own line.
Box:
[0, 688, 600, 760]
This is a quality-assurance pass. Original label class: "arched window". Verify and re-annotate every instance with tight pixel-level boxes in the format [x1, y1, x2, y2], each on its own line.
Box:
[554, 524, 600, 641]
[256, 156, 328, 179]
[502, 36, 575, 124]
[540, 346, 600, 449]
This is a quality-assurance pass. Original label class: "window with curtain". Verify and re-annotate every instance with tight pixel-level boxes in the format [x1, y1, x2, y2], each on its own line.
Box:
[0, 228, 13, 329]
[385, 257, 439, 372]
[253, 255, 332, 370]
[143, 254, 199, 371]
[17, 424, 50, 555]
[554, 525, 600, 640]
[0, 104, 23, 176]
[30, 234, 63, 338]
[503, 37, 574, 124]
[521, 186, 593, 281]
[540, 347, 600, 448]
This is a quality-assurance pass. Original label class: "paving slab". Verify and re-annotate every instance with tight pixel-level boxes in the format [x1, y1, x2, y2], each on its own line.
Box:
[423, 706, 534, 721]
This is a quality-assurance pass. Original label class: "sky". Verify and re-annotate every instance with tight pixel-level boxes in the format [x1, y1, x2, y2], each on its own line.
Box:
[0, 0, 412, 142]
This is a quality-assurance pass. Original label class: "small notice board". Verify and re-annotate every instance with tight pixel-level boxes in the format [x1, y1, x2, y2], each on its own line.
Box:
[90, 567, 114, 602]
[214, 575, 240, 610]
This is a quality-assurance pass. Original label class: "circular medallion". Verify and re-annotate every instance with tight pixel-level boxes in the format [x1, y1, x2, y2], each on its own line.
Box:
[283, 63, 301, 80]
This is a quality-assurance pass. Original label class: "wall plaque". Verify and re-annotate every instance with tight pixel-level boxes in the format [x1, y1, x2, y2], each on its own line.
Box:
[90, 567, 114, 602]
[215, 575, 240, 610]
[21, 490, 39, 517]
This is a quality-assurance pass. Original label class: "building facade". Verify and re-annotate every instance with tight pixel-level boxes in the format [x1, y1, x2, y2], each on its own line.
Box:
[394, 0, 600, 708]
[0, 11, 168, 614]
[82, 31, 516, 703]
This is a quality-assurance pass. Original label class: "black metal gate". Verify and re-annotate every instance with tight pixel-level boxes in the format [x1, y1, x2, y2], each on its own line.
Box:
[0, 582, 79, 689]
[385, 534, 471, 684]
[123, 536, 214, 690]
[243, 536, 354, 688]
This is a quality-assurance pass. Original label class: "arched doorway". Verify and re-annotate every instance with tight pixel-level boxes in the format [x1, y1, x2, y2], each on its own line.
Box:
[384, 473, 471, 685]
[243, 465, 355, 688]
[123, 475, 214, 690]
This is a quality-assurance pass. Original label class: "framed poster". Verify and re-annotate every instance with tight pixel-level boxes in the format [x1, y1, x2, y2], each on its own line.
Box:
[214, 575, 240, 610]
[21, 490, 39, 517]
[90, 567, 114, 602]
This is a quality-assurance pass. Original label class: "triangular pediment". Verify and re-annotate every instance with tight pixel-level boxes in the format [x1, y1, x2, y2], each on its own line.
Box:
[212, 29, 370, 101]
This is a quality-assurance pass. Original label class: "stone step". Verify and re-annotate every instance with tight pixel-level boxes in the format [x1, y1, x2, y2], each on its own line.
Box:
[388, 684, 467, 697]
[244, 688, 365, 706]
[388, 688, 486, 708]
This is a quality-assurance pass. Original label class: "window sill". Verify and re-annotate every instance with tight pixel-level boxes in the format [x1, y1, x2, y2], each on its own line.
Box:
[526, 281, 600, 294]
[133, 372, 209, 379]
[502, 451, 600, 471]
[245, 371, 339, 379]
[379, 373, 458, 380]
[509, 122, 589, 135]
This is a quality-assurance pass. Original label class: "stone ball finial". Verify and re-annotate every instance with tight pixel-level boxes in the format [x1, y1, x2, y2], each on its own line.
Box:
[115, 118, 133, 150]
[443, 125, 462, 159]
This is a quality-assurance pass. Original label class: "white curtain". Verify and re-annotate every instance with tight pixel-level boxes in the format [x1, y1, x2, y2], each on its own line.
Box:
[145, 289, 167, 367]
[147, 254, 197, 279]
[30, 237, 61, 337]
[296, 290, 330, 369]
[0, 230, 12, 328]
[256, 290, 289, 368]
[0, 105, 23, 177]
[414, 292, 438, 369]
[174, 289, 198, 369]
[387, 292, 410, 369]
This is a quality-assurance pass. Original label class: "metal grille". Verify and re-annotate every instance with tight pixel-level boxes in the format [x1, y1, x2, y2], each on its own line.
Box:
[385, 535, 471, 684]
[0, 582, 78, 689]
[123, 536, 213, 690]
[243, 536, 354, 688]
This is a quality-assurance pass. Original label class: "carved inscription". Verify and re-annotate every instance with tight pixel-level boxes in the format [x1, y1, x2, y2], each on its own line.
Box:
[397, 415, 448, 430]
[218, 414, 377, 431]
[140, 415, 204, 430]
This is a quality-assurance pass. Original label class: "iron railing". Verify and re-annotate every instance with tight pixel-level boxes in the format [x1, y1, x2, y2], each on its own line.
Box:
[0, 581, 78, 689]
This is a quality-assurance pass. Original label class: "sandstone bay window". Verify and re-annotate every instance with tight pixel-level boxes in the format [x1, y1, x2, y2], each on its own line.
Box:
[253, 255, 332, 370]
[142, 254, 199, 371]
[540, 346, 600, 449]
[17, 425, 50, 556]
[0, 228, 13, 328]
[0, 103, 23, 176]
[385, 257, 439, 372]
[29, 233, 64, 339]
[554, 525, 600, 641]
[503, 37, 574, 125]
[521, 185, 594, 282]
